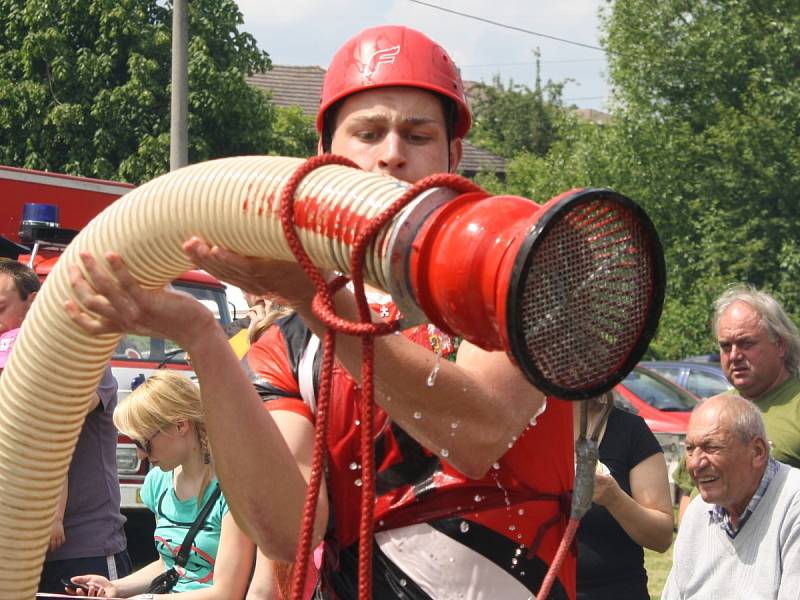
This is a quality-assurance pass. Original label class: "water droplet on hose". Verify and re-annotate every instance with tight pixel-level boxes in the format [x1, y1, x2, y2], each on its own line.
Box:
[349, 462, 359, 471]
[354, 478, 362, 487]
[460, 521, 470, 533]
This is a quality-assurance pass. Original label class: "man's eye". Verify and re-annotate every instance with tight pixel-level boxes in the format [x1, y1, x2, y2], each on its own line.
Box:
[356, 130, 379, 141]
[407, 133, 431, 143]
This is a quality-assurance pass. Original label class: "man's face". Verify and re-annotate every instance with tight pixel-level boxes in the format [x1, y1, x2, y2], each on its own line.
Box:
[329, 87, 462, 184]
[717, 302, 787, 399]
[0, 273, 32, 334]
[685, 400, 764, 515]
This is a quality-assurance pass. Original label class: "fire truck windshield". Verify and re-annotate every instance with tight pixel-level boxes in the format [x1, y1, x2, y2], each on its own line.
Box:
[112, 280, 231, 365]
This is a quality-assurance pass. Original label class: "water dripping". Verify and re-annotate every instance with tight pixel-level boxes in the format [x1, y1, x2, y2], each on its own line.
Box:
[349, 462, 359, 471]
[459, 521, 470, 533]
[440, 448, 450, 458]
[413, 411, 423, 420]
[354, 478, 363, 487]
[426, 346, 443, 387]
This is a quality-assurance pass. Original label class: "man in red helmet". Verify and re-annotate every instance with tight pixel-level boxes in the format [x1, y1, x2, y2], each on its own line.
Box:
[67, 25, 575, 600]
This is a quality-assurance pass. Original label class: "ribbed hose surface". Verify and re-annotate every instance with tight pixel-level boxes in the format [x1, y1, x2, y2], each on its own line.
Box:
[0, 155, 414, 597]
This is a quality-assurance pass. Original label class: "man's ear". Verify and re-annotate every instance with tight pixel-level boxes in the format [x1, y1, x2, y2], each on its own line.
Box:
[448, 138, 463, 173]
[752, 436, 770, 467]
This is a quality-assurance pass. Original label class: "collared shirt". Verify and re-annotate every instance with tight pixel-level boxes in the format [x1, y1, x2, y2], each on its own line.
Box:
[709, 457, 779, 538]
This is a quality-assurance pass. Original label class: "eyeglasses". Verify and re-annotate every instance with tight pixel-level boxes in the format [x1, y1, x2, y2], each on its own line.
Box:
[132, 431, 159, 455]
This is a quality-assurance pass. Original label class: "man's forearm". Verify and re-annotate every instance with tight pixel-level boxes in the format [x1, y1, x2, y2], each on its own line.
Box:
[293, 288, 545, 478]
[185, 327, 324, 561]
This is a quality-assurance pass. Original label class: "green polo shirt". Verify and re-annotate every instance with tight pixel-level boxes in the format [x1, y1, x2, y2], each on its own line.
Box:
[673, 376, 800, 495]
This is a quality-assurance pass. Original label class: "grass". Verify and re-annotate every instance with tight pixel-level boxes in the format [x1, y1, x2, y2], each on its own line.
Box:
[644, 535, 675, 600]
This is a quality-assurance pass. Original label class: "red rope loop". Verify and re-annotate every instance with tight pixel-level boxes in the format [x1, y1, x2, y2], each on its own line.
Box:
[281, 156, 486, 599]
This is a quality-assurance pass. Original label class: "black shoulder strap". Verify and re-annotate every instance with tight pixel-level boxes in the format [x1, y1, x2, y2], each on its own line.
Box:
[174, 483, 222, 567]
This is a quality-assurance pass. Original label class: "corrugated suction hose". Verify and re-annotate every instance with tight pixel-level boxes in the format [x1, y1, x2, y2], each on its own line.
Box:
[0, 155, 427, 597]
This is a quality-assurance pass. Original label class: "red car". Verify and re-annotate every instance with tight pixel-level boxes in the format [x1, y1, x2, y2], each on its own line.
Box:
[612, 365, 700, 502]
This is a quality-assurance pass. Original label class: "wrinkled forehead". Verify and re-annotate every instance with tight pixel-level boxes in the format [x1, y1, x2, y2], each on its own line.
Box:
[688, 399, 731, 439]
[333, 86, 448, 127]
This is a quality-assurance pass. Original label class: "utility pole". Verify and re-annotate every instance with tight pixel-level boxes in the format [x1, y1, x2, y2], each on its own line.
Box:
[170, 0, 188, 170]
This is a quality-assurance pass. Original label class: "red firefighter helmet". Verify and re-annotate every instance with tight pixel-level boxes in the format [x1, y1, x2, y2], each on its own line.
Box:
[317, 25, 472, 139]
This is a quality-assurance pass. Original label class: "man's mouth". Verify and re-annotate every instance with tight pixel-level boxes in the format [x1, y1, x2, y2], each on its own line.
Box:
[696, 475, 719, 484]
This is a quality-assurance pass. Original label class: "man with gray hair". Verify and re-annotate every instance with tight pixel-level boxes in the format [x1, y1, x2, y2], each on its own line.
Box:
[675, 284, 800, 523]
[663, 394, 800, 599]
[711, 283, 800, 467]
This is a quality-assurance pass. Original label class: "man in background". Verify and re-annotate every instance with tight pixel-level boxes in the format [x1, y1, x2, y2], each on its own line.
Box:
[675, 283, 800, 521]
[0, 260, 130, 593]
[663, 394, 800, 598]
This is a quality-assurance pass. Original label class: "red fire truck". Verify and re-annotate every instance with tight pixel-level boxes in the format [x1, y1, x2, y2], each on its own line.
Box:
[0, 165, 235, 559]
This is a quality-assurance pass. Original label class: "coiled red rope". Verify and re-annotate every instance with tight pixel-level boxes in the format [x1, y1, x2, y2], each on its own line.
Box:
[279, 155, 481, 599]
[279, 156, 576, 599]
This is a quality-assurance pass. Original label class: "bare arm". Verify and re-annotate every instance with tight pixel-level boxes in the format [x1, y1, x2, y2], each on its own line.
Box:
[72, 557, 165, 597]
[593, 453, 674, 553]
[676, 493, 691, 528]
[184, 242, 545, 478]
[297, 295, 544, 478]
[65, 252, 327, 562]
[48, 475, 68, 552]
[245, 551, 282, 600]
[188, 331, 328, 559]
[149, 512, 255, 599]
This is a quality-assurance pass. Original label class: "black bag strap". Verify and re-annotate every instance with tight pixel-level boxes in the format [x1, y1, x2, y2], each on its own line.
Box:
[174, 482, 222, 567]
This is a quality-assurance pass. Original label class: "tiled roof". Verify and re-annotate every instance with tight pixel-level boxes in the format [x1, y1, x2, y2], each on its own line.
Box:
[247, 66, 325, 116]
[247, 65, 505, 176]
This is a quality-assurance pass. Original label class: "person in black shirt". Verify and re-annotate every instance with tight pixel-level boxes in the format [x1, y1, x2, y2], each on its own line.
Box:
[575, 398, 673, 599]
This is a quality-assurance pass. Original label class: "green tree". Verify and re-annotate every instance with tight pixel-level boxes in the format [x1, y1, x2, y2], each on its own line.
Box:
[494, 1, 800, 357]
[602, 0, 800, 355]
[469, 51, 568, 159]
[0, 0, 277, 183]
[268, 105, 317, 158]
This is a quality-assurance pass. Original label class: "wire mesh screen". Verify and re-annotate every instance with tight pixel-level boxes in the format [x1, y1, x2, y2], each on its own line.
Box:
[510, 191, 664, 399]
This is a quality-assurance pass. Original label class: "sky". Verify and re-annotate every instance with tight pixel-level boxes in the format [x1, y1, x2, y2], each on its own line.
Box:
[235, 0, 612, 112]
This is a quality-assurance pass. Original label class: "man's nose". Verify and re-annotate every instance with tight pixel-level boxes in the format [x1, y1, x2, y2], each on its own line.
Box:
[376, 132, 406, 172]
[687, 451, 707, 472]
